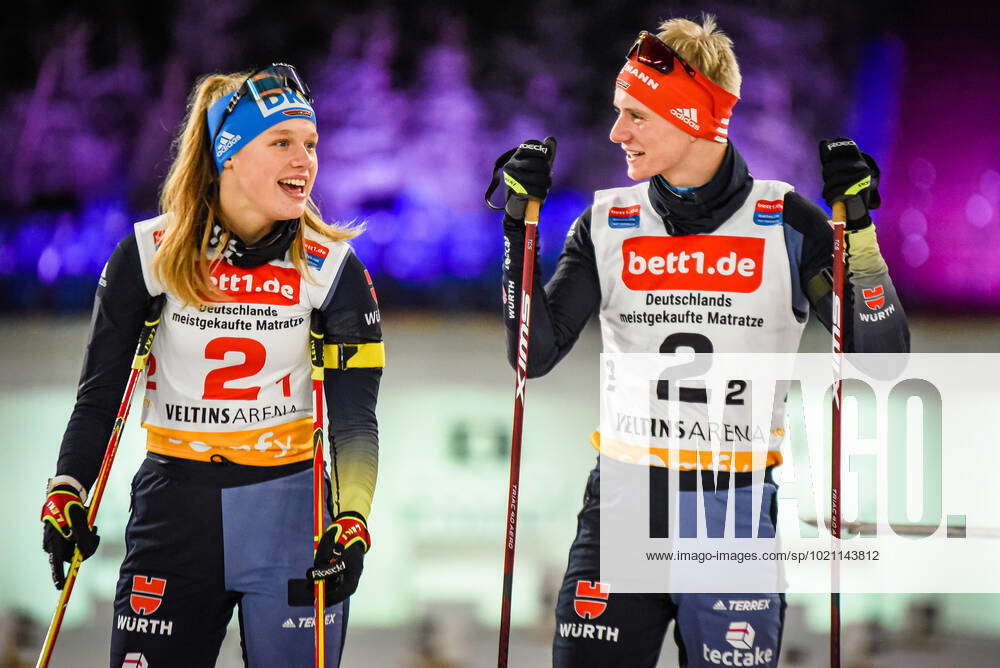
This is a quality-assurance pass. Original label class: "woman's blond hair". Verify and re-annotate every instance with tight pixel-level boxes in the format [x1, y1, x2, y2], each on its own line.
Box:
[657, 14, 741, 97]
[155, 71, 359, 305]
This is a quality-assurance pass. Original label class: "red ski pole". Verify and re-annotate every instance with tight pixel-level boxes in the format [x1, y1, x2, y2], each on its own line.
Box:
[497, 198, 541, 668]
[37, 295, 165, 668]
[308, 312, 328, 668]
[829, 200, 846, 668]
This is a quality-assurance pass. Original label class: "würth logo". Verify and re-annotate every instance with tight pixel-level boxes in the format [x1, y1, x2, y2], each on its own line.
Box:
[621, 235, 765, 293]
[574, 580, 610, 620]
[670, 108, 700, 130]
[363, 268, 379, 305]
[862, 284, 885, 310]
[130, 575, 167, 615]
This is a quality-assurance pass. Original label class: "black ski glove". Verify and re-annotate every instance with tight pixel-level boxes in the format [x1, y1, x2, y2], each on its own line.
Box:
[819, 137, 881, 230]
[41, 483, 100, 590]
[306, 511, 370, 605]
[486, 137, 557, 221]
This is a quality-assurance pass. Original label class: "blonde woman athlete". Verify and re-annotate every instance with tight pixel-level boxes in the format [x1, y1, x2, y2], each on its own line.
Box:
[40, 64, 383, 667]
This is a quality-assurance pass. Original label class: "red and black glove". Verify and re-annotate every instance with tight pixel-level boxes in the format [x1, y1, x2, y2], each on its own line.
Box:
[41, 483, 100, 589]
[306, 512, 370, 605]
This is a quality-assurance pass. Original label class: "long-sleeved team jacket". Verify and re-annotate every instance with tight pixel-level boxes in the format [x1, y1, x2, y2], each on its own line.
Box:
[56, 231, 381, 518]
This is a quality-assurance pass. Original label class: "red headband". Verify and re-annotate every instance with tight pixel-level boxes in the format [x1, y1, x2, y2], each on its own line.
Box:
[615, 51, 739, 143]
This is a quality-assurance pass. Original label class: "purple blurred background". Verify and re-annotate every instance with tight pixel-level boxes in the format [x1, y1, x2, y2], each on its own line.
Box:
[1, 0, 997, 313]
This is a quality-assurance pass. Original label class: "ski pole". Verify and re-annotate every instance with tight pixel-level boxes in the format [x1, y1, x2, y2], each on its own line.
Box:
[829, 201, 846, 668]
[37, 294, 165, 668]
[497, 198, 541, 668]
[309, 311, 328, 668]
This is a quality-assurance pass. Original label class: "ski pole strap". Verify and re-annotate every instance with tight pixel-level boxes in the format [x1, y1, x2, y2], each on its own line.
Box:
[485, 146, 518, 211]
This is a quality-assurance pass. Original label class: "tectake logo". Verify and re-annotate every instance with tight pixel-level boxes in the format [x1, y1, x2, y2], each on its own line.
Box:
[209, 263, 301, 306]
[726, 621, 756, 649]
[130, 575, 166, 615]
[753, 199, 784, 226]
[121, 652, 148, 668]
[573, 580, 610, 620]
[702, 621, 775, 665]
[863, 284, 885, 310]
[621, 235, 765, 293]
[608, 205, 641, 229]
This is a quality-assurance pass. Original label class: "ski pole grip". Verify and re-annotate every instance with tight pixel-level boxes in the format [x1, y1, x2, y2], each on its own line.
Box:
[832, 201, 847, 224]
[524, 198, 542, 225]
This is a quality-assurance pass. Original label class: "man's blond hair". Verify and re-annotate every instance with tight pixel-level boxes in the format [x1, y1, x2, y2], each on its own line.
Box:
[656, 14, 741, 97]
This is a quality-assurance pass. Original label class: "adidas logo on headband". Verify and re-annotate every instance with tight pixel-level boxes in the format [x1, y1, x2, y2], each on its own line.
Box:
[670, 108, 700, 131]
[617, 36, 739, 144]
[216, 130, 242, 158]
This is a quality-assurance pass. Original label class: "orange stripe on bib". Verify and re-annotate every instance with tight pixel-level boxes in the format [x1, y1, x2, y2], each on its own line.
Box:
[589, 430, 782, 472]
[144, 418, 313, 466]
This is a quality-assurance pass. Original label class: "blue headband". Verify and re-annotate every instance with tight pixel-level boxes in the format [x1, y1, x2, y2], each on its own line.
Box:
[206, 86, 316, 173]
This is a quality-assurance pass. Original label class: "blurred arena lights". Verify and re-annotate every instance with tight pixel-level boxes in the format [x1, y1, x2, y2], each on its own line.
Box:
[1, 1, 997, 312]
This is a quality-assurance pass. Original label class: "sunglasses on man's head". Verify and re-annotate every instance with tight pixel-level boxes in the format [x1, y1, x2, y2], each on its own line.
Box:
[626, 31, 697, 78]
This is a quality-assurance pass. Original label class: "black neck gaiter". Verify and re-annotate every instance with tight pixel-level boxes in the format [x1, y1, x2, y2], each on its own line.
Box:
[647, 144, 754, 236]
[209, 218, 300, 268]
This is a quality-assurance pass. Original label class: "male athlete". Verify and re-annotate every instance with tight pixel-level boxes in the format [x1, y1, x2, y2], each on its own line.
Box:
[495, 15, 909, 667]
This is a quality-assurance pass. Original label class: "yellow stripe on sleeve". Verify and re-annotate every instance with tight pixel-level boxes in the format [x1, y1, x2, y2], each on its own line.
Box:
[323, 342, 386, 370]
